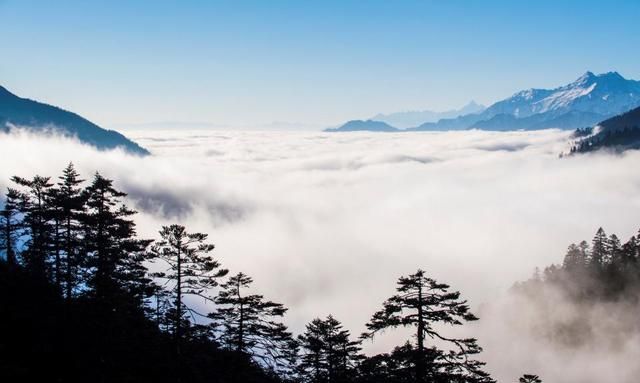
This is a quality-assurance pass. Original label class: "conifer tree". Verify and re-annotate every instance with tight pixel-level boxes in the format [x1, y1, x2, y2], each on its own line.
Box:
[48, 186, 64, 291]
[0, 188, 22, 267]
[619, 236, 638, 273]
[590, 227, 608, 269]
[56, 163, 85, 299]
[362, 269, 492, 383]
[562, 244, 584, 271]
[210, 272, 296, 372]
[11, 175, 54, 278]
[298, 315, 361, 383]
[357, 341, 415, 382]
[150, 224, 228, 352]
[83, 173, 150, 304]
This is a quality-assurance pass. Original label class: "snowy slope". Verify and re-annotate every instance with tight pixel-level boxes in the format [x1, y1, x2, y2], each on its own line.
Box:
[416, 71, 640, 131]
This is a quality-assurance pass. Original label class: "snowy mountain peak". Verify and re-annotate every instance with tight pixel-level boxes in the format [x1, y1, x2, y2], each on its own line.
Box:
[567, 71, 625, 89]
[484, 71, 640, 119]
[572, 71, 597, 86]
[511, 88, 550, 101]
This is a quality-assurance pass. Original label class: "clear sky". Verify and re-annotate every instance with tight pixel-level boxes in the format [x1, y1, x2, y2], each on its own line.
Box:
[1, 0, 639, 129]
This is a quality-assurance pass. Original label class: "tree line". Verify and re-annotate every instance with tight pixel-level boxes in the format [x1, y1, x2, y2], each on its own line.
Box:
[0, 164, 537, 382]
[517, 226, 640, 301]
[512, 226, 640, 354]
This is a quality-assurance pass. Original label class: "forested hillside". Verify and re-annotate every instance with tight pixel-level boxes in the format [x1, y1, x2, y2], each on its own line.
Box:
[568, 106, 640, 154]
[509, 226, 640, 352]
[0, 164, 513, 382]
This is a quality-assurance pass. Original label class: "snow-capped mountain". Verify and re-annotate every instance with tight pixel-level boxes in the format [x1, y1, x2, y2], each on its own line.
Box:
[413, 71, 640, 131]
[486, 71, 640, 118]
[327, 71, 640, 133]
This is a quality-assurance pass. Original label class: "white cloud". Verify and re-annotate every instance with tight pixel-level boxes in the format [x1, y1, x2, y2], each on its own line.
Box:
[2, 128, 640, 381]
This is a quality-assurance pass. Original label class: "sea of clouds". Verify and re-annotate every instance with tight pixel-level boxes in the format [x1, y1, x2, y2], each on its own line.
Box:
[2, 128, 640, 382]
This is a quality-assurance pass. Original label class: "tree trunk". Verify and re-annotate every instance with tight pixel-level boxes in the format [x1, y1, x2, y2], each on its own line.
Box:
[5, 218, 14, 267]
[175, 240, 182, 356]
[65, 214, 73, 300]
[416, 283, 425, 381]
[54, 218, 61, 293]
[237, 278, 244, 354]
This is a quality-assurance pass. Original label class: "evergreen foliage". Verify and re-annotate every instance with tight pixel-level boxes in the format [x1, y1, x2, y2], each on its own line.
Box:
[361, 270, 493, 383]
[0, 165, 501, 382]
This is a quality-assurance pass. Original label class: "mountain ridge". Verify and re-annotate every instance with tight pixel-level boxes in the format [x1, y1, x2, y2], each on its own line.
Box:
[569, 105, 640, 154]
[371, 101, 485, 129]
[0, 85, 149, 155]
[328, 71, 640, 133]
[325, 119, 399, 132]
[415, 71, 640, 132]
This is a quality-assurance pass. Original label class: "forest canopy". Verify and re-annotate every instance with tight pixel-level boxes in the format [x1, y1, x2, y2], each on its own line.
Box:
[0, 164, 498, 382]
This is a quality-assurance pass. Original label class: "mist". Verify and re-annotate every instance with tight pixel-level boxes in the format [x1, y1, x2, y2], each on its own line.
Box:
[478, 271, 640, 382]
[2, 128, 640, 381]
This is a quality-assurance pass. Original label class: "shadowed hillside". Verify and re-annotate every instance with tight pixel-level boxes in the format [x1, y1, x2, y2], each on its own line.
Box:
[0, 86, 149, 155]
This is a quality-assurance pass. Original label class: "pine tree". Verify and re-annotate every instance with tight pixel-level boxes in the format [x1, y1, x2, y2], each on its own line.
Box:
[150, 224, 228, 352]
[298, 315, 361, 383]
[56, 163, 86, 299]
[11, 175, 54, 278]
[619, 236, 638, 273]
[362, 269, 493, 383]
[47, 186, 64, 292]
[562, 244, 584, 271]
[0, 188, 22, 267]
[210, 272, 296, 373]
[590, 227, 608, 269]
[607, 234, 621, 265]
[83, 173, 151, 304]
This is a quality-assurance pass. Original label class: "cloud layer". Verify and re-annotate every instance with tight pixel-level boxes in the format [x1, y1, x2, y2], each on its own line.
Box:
[3, 128, 640, 381]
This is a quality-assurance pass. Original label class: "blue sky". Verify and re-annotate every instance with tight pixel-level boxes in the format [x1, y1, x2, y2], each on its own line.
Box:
[1, 0, 639, 128]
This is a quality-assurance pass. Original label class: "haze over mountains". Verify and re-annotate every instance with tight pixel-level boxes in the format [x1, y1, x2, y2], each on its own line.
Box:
[0, 85, 149, 155]
[4, 71, 640, 155]
[329, 71, 640, 133]
[371, 101, 485, 129]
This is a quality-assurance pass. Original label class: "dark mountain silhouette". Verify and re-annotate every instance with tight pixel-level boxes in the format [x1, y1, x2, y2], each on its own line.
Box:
[325, 119, 400, 132]
[0, 86, 149, 155]
[569, 106, 640, 153]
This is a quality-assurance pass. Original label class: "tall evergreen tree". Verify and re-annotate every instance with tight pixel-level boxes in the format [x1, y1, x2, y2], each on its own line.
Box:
[150, 224, 228, 352]
[298, 315, 361, 383]
[619, 236, 638, 273]
[562, 244, 584, 271]
[362, 269, 492, 383]
[210, 272, 296, 373]
[47, 186, 64, 292]
[11, 175, 54, 278]
[83, 173, 150, 304]
[56, 163, 86, 299]
[0, 188, 22, 267]
[590, 227, 608, 269]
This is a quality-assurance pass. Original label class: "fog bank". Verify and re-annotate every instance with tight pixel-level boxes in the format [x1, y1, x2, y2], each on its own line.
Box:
[3, 128, 640, 381]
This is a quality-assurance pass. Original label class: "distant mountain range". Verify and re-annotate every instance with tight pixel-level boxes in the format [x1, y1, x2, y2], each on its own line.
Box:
[328, 71, 640, 133]
[568, 106, 640, 154]
[371, 101, 485, 129]
[324, 120, 399, 132]
[0, 86, 149, 155]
